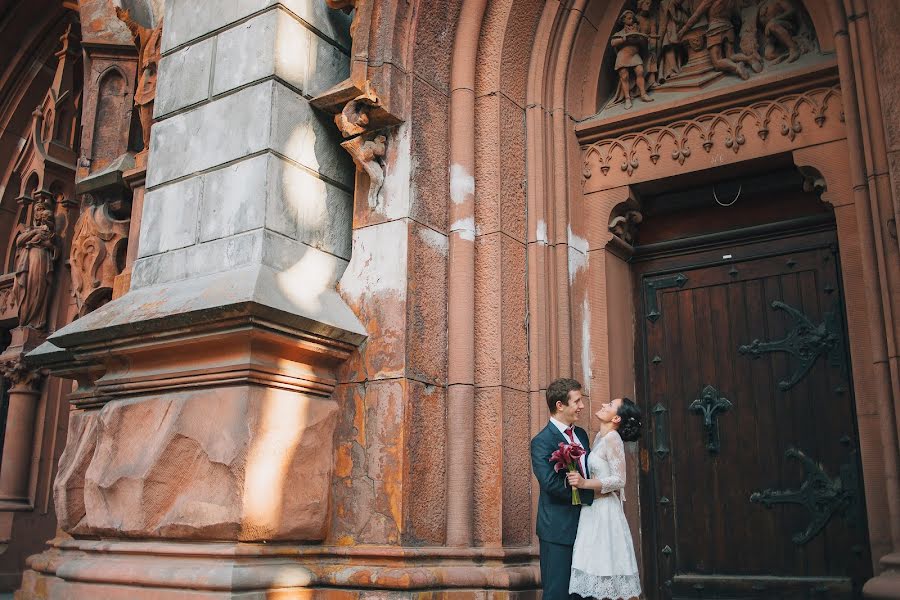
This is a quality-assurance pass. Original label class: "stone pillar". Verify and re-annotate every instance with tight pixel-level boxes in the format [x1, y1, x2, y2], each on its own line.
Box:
[0, 360, 41, 506]
[17, 1, 365, 598]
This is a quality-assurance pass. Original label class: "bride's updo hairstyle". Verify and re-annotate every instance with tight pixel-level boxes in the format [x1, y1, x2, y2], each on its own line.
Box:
[616, 398, 642, 442]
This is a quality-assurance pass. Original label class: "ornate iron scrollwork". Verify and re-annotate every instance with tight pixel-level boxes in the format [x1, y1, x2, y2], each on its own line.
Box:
[644, 273, 687, 322]
[750, 447, 862, 545]
[739, 300, 845, 391]
[689, 385, 732, 454]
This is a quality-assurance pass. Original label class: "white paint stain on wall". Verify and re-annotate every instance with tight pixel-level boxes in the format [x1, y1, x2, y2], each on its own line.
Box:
[568, 225, 589, 285]
[382, 124, 413, 220]
[418, 225, 449, 253]
[536, 220, 548, 245]
[338, 220, 408, 300]
[449, 163, 475, 205]
[581, 298, 592, 393]
[451, 216, 476, 242]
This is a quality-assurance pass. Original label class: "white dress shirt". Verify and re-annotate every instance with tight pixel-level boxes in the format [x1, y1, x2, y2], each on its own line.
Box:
[549, 416, 587, 476]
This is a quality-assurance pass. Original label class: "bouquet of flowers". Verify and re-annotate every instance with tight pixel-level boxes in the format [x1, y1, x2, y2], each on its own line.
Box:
[549, 442, 587, 505]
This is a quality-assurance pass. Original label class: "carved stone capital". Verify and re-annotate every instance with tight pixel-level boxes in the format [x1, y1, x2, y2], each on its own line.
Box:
[335, 84, 381, 139]
[0, 358, 42, 390]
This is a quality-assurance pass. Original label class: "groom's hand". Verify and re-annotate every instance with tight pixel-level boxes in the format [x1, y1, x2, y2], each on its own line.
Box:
[566, 472, 586, 489]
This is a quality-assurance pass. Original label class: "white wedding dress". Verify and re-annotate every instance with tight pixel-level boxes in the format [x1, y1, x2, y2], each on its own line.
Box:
[569, 430, 642, 600]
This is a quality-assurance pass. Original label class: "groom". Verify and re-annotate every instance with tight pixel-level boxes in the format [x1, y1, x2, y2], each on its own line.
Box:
[531, 378, 594, 600]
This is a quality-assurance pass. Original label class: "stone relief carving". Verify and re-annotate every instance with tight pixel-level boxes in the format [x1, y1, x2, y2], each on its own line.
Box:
[11, 197, 59, 331]
[116, 8, 162, 154]
[69, 199, 130, 316]
[584, 86, 841, 177]
[607, 0, 817, 109]
[612, 10, 655, 109]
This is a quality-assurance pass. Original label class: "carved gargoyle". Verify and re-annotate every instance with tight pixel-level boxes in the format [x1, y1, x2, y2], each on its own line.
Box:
[609, 209, 643, 245]
[341, 134, 387, 209]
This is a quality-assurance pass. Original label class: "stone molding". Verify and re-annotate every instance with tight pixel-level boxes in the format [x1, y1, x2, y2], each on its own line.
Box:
[583, 85, 842, 185]
[21, 537, 540, 594]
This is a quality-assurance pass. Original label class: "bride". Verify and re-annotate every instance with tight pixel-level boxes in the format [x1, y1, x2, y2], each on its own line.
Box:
[565, 397, 643, 600]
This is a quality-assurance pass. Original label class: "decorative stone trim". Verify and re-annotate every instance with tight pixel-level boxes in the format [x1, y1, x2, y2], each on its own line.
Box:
[583, 85, 842, 179]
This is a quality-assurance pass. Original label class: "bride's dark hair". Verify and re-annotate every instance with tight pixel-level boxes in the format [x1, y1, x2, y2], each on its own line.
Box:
[616, 398, 642, 442]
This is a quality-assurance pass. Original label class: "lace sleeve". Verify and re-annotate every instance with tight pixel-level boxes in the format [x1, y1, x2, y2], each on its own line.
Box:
[598, 431, 626, 495]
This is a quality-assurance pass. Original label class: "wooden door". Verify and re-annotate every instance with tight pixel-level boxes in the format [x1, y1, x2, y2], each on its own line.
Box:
[637, 225, 872, 599]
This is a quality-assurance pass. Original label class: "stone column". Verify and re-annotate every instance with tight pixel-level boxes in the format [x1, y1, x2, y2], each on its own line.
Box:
[0, 359, 41, 506]
[17, 1, 364, 598]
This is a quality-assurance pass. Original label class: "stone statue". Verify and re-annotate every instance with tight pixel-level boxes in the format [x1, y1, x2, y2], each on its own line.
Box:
[758, 0, 802, 64]
[12, 199, 58, 330]
[611, 10, 654, 109]
[116, 8, 163, 154]
[658, 0, 689, 82]
[636, 0, 660, 88]
[677, 0, 751, 80]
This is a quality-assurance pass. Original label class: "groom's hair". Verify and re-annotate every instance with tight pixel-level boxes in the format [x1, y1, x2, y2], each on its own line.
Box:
[546, 378, 582, 414]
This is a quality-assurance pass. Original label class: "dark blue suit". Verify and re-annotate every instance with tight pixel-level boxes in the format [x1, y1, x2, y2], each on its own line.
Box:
[531, 422, 594, 600]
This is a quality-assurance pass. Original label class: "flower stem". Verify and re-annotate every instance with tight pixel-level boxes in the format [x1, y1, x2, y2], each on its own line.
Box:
[567, 463, 581, 505]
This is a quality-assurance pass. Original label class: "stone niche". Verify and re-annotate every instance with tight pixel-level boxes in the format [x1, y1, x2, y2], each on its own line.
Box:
[599, 0, 823, 114]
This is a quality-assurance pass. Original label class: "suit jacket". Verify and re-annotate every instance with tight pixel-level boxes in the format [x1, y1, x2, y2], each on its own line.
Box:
[531, 422, 595, 546]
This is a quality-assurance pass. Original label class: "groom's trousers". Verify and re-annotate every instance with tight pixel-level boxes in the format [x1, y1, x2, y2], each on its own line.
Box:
[539, 539, 580, 600]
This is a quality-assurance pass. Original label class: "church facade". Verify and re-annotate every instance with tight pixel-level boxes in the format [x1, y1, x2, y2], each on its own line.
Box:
[0, 0, 898, 598]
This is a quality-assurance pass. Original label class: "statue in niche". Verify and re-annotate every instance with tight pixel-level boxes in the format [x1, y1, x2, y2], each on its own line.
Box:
[12, 198, 58, 330]
[116, 8, 163, 155]
[758, 0, 804, 64]
[658, 0, 690, 82]
[677, 0, 751, 80]
[611, 10, 655, 109]
[636, 0, 660, 88]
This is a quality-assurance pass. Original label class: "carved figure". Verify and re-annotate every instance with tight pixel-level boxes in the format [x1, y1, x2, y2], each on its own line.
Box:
[677, 0, 751, 80]
[758, 0, 802, 64]
[342, 134, 387, 209]
[611, 10, 654, 109]
[70, 201, 130, 316]
[11, 199, 58, 330]
[735, 1, 764, 73]
[636, 0, 660, 88]
[115, 8, 162, 154]
[658, 0, 689, 82]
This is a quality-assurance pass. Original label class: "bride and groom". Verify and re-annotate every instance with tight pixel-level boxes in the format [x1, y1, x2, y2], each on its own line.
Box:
[531, 378, 643, 600]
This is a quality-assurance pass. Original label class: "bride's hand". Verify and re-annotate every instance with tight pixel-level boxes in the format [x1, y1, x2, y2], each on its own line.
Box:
[566, 472, 585, 489]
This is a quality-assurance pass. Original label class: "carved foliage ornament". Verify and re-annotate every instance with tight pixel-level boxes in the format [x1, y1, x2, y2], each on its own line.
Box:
[70, 201, 129, 315]
[1, 358, 42, 389]
[584, 86, 841, 178]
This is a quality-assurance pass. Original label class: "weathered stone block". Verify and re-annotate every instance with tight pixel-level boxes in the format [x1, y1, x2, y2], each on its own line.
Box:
[212, 9, 311, 97]
[306, 26, 350, 97]
[147, 82, 273, 188]
[269, 82, 354, 189]
[56, 387, 338, 541]
[155, 36, 213, 118]
[267, 155, 353, 260]
[163, 0, 350, 53]
[138, 176, 201, 257]
[199, 154, 268, 243]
